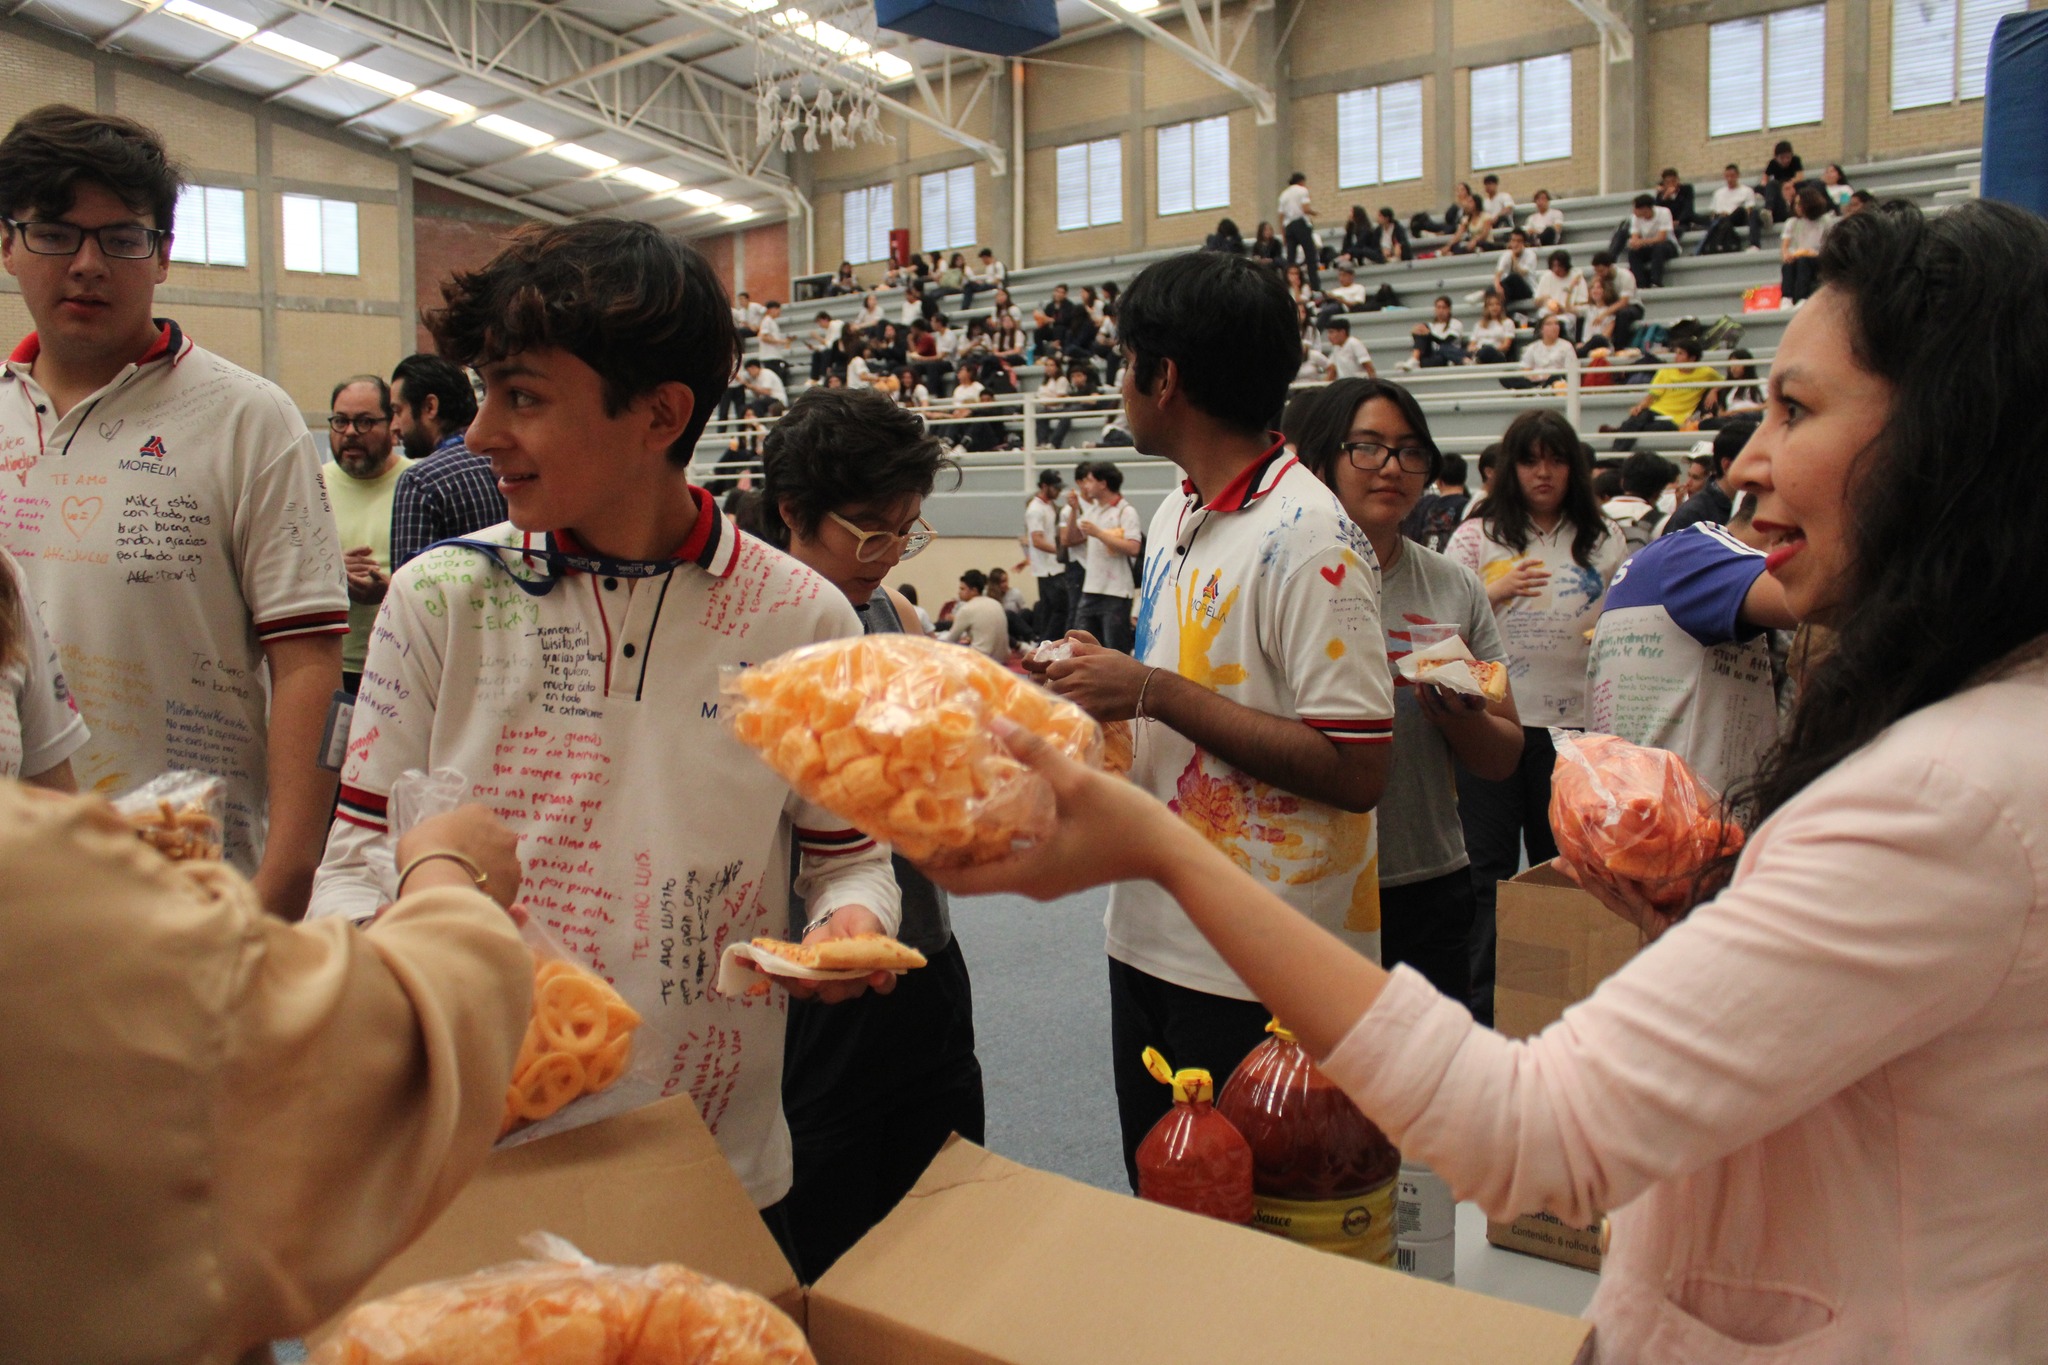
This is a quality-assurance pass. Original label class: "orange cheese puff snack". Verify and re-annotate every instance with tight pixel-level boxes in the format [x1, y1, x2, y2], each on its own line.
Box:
[311, 1244, 815, 1365]
[1549, 730, 1745, 913]
[501, 950, 644, 1139]
[112, 771, 226, 862]
[724, 634, 1105, 868]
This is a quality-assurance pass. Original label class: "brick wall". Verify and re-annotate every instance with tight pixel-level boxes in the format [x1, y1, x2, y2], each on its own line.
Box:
[411, 182, 525, 352]
[744, 221, 791, 302]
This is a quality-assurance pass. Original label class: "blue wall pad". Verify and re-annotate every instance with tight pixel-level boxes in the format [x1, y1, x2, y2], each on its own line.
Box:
[1981, 10, 2048, 218]
[875, 0, 1060, 56]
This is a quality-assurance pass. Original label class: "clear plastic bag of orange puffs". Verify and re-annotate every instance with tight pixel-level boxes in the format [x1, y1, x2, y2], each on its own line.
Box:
[497, 914, 666, 1150]
[311, 1233, 815, 1365]
[1549, 729, 1746, 914]
[722, 634, 1104, 868]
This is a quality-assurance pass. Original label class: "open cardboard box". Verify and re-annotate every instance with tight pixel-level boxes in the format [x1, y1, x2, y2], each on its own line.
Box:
[1487, 864, 1646, 1273]
[334, 1094, 1594, 1363]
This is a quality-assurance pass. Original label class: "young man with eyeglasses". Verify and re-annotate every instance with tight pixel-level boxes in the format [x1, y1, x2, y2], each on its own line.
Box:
[0, 104, 345, 917]
[1035, 253, 1395, 1186]
[756, 386, 983, 1281]
[320, 375, 403, 695]
[307, 220, 900, 1239]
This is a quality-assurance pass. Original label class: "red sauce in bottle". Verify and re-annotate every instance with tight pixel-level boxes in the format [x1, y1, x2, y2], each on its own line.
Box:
[1134, 1048, 1255, 1225]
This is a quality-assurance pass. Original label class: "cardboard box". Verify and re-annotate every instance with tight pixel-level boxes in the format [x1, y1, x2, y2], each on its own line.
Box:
[335, 1095, 1595, 1363]
[1487, 864, 1645, 1272]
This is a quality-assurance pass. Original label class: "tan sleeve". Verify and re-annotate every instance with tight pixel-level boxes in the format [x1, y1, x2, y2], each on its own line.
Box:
[211, 876, 532, 1345]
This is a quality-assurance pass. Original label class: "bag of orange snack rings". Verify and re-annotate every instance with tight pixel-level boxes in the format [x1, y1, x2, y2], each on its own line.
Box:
[310, 1233, 814, 1364]
[1549, 729, 1746, 914]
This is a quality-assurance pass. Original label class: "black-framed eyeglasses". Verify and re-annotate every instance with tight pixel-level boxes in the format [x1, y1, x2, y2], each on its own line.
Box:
[2, 216, 166, 260]
[827, 511, 936, 563]
[1341, 440, 1433, 475]
[327, 414, 392, 434]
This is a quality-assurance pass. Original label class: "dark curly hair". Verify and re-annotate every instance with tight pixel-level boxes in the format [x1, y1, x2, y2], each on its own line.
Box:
[758, 387, 955, 546]
[1724, 200, 2048, 846]
[0, 104, 184, 239]
[425, 219, 737, 463]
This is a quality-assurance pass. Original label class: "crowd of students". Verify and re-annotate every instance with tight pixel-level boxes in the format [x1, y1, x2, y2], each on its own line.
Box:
[5, 96, 2047, 1365]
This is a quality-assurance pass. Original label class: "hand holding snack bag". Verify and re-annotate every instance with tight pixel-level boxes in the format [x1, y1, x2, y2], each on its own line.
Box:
[113, 772, 225, 862]
[311, 1234, 814, 1365]
[723, 634, 1106, 867]
[1549, 729, 1745, 926]
[499, 922, 652, 1146]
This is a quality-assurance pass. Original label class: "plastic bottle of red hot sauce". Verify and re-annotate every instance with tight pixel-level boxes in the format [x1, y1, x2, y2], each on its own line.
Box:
[1134, 1048, 1256, 1225]
[1215, 1018, 1401, 1265]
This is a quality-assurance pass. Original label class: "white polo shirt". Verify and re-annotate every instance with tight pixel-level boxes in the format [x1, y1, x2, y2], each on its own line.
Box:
[0, 322, 348, 868]
[1278, 183, 1312, 225]
[1627, 207, 1675, 246]
[0, 549, 87, 780]
[1711, 183, 1759, 216]
[1077, 495, 1141, 598]
[1024, 495, 1062, 578]
[1110, 446, 1396, 994]
[1328, 336, 1375, 379]
[1446, 512, 1626, 728]
[308, 493, 899, 1208]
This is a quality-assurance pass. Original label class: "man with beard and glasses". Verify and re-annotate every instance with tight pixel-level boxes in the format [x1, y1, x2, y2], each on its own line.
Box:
[319, 375, 403, 696]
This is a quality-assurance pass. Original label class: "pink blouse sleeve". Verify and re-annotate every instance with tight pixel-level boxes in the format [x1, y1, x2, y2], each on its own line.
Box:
[1319, 733, 2037, 1227]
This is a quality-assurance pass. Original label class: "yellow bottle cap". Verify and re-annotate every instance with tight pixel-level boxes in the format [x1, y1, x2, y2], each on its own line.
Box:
[1265, 1017, 1298, 1044]
[1142, 1046, 1214, 1104]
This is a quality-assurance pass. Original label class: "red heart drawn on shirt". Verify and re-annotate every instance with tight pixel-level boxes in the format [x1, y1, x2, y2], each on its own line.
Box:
[61, 495, 102, 538]
[1320, 562, 1347, 587]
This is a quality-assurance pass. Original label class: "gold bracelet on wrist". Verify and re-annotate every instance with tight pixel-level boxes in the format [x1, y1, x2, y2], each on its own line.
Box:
[1134, 666, 1161, 721]
[396, 850, 490, 896]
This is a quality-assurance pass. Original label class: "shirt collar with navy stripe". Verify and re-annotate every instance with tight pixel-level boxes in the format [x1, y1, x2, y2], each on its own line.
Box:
[544, 484, 740, 580]
[8, 317, 187, 370]
[1179, 436, 1292, 514]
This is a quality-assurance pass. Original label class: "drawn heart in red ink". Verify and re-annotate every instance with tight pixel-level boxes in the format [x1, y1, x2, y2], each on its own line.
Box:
[1320, 562, 1347, 587]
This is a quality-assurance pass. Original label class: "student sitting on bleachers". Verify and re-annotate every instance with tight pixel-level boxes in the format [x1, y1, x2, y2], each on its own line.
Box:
[1375, 206, 1412, 263]
[1492, 228, 1542, 313]
[827, 260, 860, 295]
[1622, 194, 1680, 287]
[1605, 339, 1719, 443]
[1470, 290, 1518, 365]
[1586, 253, 1643, 348]
[1531, 249, 1586, 337]
[1478, 174, 1516, 232]
[1819, 163, 1854, 212]
[854, 292, 883, 330]
[1337, 205, 1379, 268]
[1699, 164, 1765, 254]
[1446, 183, 1492, 254]
[1402, 295, 1469, 369]
[1780, 184, 1833, 303]
[807, 311, 843, 382]
[1324, 318, 1376, 379]
[1756, 139, 1806, 220]
[1203, 216, 1247, 254]
[1524, 189, 1564, 246]
[1654, 167, 1704, 233]
[1251, 219, 1284, 265]
[1500, 313, 1578, 390]
[965, 248, 1006, 309]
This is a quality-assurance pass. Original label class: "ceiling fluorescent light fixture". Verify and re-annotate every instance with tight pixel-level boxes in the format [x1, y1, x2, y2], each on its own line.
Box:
[411, 90, 475, 118]
[1115, 0, 1162, 11]
[163, 0, 256, 40]
[858, 50, 913, 79]
[714, 203, 757, 221]
[672, 188, 724, 208]
[251, 31, 339, 67]
[335, 61, 415, 98]
[549, 142, 620, 170]
[475, 114, 553, 146]
[610, 166, 680, 193]
[724, 0, 779, 10]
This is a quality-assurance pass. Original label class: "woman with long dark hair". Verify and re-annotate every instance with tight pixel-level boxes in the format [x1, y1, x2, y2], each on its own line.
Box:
[1445, 409, 1623, 1022]
[1285, 379, 1523, 1002]
[924, 199, 2048, 1361]
[1337, 204, 1380, 266]
[1250, 219, 1283, 265]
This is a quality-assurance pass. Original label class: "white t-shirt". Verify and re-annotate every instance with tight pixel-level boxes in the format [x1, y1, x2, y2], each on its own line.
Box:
[309, 503, 899, 1208]
[932, 328, 961, 362]
[1598, 265, 1638, 301]
[1525, 206, 1565, 237]
[1077, 496, 1141, 598]
[1471, 317, 1516, 352]
[1482, 190, 1516, 219]
[1024, 496, 1062, 578]
[0, 323, 349, 869]
[1111, 448, 1396, 991]
[0, 549, 87, 780]
[1521, 337, 1578, 377]
[1329, 282, 1368, 307]
[846, 357, 876, 389]
[1627, 207, 1675, 246]
[950, 380, 985, 411]
[1587, 524, 1778, 795]
[734, 301, 766, 330]
[1446, 513, 1626, 727]
[1328, 336, 1375, 379]
[744, 368, 786, 406]
[1711, 183, 1759, 216]
[755, 315, 789, 359]
[1278, 183, 1312, 225]
[1423, 318, 1464, 342]
[1533, 268, 1586, 312]
[970, 258, 1006, 285]
[1296, 347, 1334, 383]
[1494, 246, 1539, 281]
[853, 301, 883, 330]
[899, 297, 923, 326]
[940, 595, 1008, 662]
[1784, 215, 1832, 255]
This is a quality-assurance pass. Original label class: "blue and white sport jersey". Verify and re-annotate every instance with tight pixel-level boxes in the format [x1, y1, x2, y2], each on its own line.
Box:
[1587, 523, 1778, 796]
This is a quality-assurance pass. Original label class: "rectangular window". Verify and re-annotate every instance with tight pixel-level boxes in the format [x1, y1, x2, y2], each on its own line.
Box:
[1894, 0, 2023, 109]
[167, 185, 247, 267]
[1155, 115, 1230, 217]
[1470, 54, 1572, 169]
[1336, 80, 1425, 188]
[1056, 137, 1122, 231]
[281, 194, 358, 275]
[918, 165, 975, 253]
[841, 183, 892, 264]
[1716, 7, 1827, 134]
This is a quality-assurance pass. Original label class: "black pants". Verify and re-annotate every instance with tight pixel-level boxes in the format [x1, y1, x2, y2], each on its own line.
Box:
[1456, 725, 1560, 1028]
[1381, 867, 1476, 1005]
[1761, 179, 1792, 221]
[1534, 226, 1561, 247]
[1629, 239, 1679, 288]
[1475, 343, 1514, 365]
[1063, 560, 1087, 631]
[1698, 209, 1763, 254]
[1612, 407, 1678, 453]
[1782, 256, 1820, 303]
[1283, 217, 1321, 292]
[781, 938, 984, 1281]
[1034, 572, 1071, 641]
[1414, 331, 1467, 367]
[1076, 591, 1134, 652]
[1497, 271, 1534, 310]
[1109, 956, 1273, 1191]
[1608, 303, 1644, 350]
